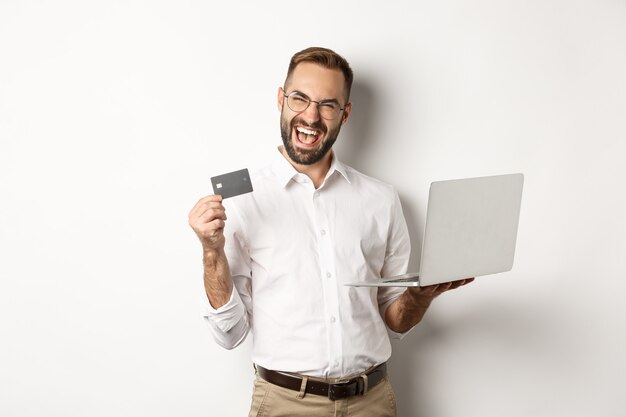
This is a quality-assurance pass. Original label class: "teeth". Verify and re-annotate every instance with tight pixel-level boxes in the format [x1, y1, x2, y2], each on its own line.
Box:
[296, 127, 317, 136]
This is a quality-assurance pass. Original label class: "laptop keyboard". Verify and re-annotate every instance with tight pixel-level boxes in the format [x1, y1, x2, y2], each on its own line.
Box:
[386, 277, 419, 283]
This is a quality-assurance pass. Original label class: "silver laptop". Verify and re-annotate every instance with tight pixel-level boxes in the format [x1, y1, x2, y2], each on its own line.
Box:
[345, 173, 524, 287]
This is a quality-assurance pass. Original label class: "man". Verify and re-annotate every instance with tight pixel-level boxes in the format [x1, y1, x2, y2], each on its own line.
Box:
[188, 47, 472, 417]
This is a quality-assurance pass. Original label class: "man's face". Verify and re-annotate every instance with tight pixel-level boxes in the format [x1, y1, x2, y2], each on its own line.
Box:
[278, 62, 352, 165]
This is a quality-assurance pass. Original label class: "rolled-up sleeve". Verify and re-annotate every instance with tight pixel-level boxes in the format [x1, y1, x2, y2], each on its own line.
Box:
[201, 201, 253, 350]
[202, 283, 250, 349]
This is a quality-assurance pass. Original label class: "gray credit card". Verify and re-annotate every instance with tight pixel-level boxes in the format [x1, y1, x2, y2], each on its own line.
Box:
[211, 168, 253, 199]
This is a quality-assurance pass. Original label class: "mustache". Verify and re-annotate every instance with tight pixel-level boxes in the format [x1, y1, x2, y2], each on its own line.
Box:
[290, 117, 327, 134]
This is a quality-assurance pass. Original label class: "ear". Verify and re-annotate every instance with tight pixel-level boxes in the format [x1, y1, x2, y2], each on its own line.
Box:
[277, 87, 285, 112]
[341, 102, 352, 125]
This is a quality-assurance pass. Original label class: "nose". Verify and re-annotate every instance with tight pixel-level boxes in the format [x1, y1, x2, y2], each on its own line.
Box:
[301, 101, 321, 123]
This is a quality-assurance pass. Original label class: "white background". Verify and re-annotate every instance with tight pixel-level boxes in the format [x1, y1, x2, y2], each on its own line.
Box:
[1, 1, 625, 416]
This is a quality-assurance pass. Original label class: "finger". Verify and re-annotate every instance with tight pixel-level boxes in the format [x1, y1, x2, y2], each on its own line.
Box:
[189, 206, 227, 232]
[195, 202, 227, 220]
[444, 278, 474, 291]
[189, 198, 225, 219]
[436, 282, 453, 294]
[199, 194, 224, 204]
[207, 218, 226, 232]
[189, 195, 223, 217]
[452, 278, 470, 287]
[190, 200, 224, 214]
[198, 207, 227, 223]
[195, 218, 226, 238]
[448, 280, 466, 290]
[419, 284, 441, 297]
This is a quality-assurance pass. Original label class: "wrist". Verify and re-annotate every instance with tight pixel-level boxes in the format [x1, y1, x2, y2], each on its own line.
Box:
[203, 245, 224, 256]
[203, 247, 225, 265]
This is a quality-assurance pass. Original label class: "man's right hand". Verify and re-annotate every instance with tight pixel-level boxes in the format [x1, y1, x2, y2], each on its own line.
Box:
[188, 195, 227, 253]
[189, 195, 233, 309]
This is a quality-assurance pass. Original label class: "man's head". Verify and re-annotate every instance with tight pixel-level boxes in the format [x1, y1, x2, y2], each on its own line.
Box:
[278, 47, 353, 166]
[284, 47, 354, 102]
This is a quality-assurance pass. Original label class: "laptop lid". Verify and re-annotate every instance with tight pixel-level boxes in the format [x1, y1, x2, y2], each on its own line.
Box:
[418, 173, 524, 286]
[344, 173, 524, 287]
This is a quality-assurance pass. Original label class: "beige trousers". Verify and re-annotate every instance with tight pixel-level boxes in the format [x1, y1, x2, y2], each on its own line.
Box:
[248, 373, 397, 417]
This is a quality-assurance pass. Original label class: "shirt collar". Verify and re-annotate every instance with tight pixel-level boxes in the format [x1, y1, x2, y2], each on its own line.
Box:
[328, 152, 351, 184]
[272, 146, 351, 188]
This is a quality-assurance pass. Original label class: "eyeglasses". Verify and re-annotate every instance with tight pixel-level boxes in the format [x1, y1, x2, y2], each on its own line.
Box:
[283, 91, 346, 120]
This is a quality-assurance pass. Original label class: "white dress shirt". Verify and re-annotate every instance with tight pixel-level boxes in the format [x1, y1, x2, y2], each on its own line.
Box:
[203, 147, 411, 378]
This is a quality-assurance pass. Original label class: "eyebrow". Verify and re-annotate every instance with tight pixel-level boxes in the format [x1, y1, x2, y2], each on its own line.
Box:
[291, 90, 341, 105]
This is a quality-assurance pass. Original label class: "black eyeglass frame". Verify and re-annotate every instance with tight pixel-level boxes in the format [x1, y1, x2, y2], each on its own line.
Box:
[283, 91, 347, 120]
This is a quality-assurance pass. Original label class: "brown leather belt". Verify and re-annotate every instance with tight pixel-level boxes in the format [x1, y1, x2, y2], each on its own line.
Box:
[255, 362, 387, 401]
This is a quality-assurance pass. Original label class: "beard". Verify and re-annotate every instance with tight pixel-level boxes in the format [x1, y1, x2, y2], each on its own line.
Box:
[280, 112, 342, 165]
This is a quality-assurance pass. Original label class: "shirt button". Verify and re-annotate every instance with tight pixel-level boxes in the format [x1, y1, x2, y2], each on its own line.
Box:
[321, 229, 326, 236]
[326, 272, 332, 278]
[330, 316, 336, 323]
[334, 361, 339, 368]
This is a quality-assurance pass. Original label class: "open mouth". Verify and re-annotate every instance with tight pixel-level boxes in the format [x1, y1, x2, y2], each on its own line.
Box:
[294, 125, 322, 147]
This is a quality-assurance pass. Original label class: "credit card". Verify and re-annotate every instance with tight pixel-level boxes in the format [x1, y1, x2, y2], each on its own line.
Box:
[211, 168, 253, 199]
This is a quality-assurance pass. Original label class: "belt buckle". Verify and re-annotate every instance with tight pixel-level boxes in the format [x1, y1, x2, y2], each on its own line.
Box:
[328, 381, 348, 401]
[327, 382, 341, 401]
[356, 376, 365, 395]
[327, 378, 364, 401]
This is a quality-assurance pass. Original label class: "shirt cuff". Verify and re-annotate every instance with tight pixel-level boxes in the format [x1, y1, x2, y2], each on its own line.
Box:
[202, 288, 246, 333]
[386, 321, 414, 340]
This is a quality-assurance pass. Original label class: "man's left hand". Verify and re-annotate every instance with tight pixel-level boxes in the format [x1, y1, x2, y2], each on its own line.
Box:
[385, 278, 474, 333]
[407, 278, 475, 302]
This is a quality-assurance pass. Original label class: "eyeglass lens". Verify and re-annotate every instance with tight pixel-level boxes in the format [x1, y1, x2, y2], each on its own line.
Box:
[286, 94, 342, 119]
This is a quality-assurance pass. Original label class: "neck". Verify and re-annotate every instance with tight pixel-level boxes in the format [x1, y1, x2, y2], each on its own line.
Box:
[279, 146, 333, 189]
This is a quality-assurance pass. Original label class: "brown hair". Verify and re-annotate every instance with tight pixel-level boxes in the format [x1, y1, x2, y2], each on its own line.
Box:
[284, 47, 354, 101]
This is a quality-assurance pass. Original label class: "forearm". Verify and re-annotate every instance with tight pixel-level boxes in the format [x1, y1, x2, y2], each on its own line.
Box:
[203, 248, 234, 309]
[385, 290, 435, 333]
[201, 248, 250, 350]
[385, 278, 474, 333]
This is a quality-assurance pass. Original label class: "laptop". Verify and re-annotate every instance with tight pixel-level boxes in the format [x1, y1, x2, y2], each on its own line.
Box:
[345, 173, 524, 287]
